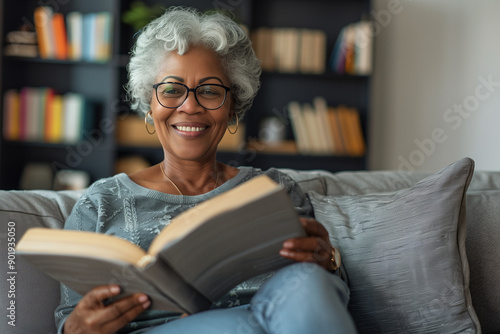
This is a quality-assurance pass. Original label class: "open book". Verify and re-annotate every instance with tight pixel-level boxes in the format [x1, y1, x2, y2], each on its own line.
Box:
[16, 175, 305, 314]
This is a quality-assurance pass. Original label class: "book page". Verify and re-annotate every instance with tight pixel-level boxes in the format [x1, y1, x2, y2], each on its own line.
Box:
[157, 182, 305, 301]
[148, 175, 282, 255]
[17, 228, 146, 265]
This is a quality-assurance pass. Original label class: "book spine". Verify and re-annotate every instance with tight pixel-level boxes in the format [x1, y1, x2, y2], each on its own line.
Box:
[67, 12, 83, 61]
[2, 90, 20, 140]
[101, 12, 113, 61]
[52, 12, 68, 60]
[83, 13, 97, 62]
[287, 101, 309, 154]
[37, 88, 47, 141]
[62, 93, 84, 143]
[26, 87, 41, 141]
[19, 88, 29, 141]
[327, 107, 346, 155]
[43, 88, 55, 142]
[34, 7, 54, 59]
[94, 13, 105, 61]
[313, 96, 335, 154]
[310, 30, 326, 74]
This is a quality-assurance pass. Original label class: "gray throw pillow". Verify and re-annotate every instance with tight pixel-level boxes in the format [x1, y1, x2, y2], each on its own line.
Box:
[308, 158, 481, 333]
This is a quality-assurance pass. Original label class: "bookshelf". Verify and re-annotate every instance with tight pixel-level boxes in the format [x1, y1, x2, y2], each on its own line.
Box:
[0, 0, 372, 190]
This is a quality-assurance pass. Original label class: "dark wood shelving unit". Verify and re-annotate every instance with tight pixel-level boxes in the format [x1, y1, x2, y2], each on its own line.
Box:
[0, 0, 371, 190]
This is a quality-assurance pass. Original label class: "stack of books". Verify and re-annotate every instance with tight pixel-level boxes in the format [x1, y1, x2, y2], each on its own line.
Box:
[288, 97, 365, 156]
[251, 27, 327, 74]
[331, 20, 373, 75]
[33, 6, 113, 62]
[3, 30, 38, 57]
[2, 88, 92, 144]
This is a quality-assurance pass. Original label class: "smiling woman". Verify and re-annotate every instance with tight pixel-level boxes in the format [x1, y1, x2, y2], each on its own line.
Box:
[55, 7, 356, 334]
[145, 45, 238, 187]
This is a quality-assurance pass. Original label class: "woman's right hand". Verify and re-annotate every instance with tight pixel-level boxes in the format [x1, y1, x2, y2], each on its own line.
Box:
[63, 285, 150, 334]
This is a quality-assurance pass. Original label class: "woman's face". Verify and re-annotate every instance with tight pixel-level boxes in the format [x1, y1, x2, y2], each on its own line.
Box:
[150, 45, 233, 163]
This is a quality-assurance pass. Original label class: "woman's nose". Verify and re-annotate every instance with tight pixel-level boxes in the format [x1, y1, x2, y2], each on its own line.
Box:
[179, 91, 204, 113]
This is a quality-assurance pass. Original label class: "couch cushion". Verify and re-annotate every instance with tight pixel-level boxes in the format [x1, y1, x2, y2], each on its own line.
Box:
[278, 168, 327, 195]
[308, 158, 480, 333]
[0, 189, 82, 334]
[465, 189, 500, 333]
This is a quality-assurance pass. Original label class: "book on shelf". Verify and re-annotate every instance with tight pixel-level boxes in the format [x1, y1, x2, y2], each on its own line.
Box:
[331, 20, 373, 75]
[52, 12, 69, 60]
[287, 98, 365, 156]
[302, 103, 327, 154]
[6, 30, 37, 44]
[336, 105, 366, 156]
[2, 87, 93, 144]
[16, 175, 306, 314]
[32, 6, 112, 62]
[2, 90, 20, 140]
[354, 21, 373, 75]
[67, 12, 83, 60]
[313, 97, 336, 154]
[34, 6, 55, 59]
[3, 44, 38, 58]
[327, 106, 346, 156]
[251, 27, 327, 74]
[25, 87, 41, 141]
[288, 100, 312, 154]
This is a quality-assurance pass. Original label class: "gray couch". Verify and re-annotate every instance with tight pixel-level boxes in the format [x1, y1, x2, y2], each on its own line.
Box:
[1, 157, 498, 333]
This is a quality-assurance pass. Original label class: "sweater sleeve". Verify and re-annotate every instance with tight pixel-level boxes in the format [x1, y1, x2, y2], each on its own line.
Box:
[54, 191, 99, 331]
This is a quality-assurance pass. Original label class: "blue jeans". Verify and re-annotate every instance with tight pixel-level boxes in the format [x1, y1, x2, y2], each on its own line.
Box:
[146, 263, 357, 334]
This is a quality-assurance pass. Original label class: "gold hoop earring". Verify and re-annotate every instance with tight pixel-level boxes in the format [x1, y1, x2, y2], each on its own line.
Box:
[228, 113, 239, 135]
[145, 110, 156, 135]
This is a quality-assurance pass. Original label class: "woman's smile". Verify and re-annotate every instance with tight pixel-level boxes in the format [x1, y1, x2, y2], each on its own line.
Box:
[171, 122, 210, 138]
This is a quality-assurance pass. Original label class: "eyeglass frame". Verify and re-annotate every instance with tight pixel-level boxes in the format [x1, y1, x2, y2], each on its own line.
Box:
[152, 81, 231, 110]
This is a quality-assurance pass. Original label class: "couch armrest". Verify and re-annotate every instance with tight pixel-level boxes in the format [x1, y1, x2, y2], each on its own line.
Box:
[0, 189, 83, 334]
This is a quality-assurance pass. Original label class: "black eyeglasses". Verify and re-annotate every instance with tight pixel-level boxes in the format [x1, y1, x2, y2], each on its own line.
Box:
[152, 82, 231, 110]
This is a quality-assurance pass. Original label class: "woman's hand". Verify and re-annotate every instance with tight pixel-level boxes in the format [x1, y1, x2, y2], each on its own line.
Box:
[279, 217, 333, 270]
[63, 285, 150, 334]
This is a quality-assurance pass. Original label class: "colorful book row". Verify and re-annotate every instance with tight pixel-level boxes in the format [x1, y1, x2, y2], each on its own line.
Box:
[288, 97, 365, 156]
[251, 27, 327, 74]
[2, 88, 92, 144]
[34, 6, 113, 62]
[331, 20, 373, 75]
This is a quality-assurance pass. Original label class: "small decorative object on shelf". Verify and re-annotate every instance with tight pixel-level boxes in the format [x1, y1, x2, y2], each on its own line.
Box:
[3, 26, 38, 57]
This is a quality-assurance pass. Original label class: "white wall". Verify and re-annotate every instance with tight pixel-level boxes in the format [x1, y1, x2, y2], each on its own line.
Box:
[369, 0, 500, 172]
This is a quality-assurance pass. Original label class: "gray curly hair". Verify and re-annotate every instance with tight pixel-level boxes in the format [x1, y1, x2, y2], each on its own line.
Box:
[125, 7, 261, 121]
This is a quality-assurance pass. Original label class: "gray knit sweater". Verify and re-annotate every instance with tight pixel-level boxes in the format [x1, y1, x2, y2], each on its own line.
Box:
[55, 166, 313, 333]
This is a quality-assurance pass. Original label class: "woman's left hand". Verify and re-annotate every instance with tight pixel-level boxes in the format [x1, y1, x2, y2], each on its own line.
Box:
[279, 217, 333, 270]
